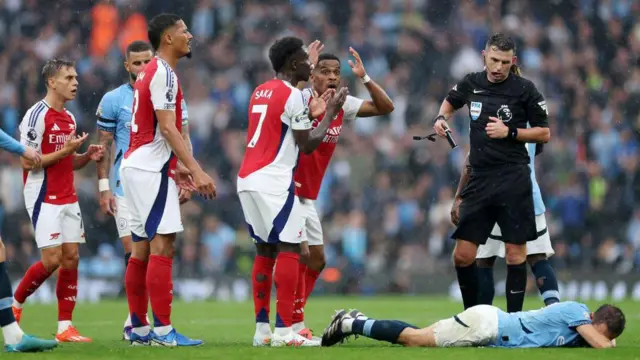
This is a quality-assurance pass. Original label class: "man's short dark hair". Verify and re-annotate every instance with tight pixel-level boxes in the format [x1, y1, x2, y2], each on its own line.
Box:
[126, 40, 153, 58]
[593, 304, 625, 338]
[268, 37, 304, 73]
[486, 33, 517, 52]
[317, 53, 340, 66]
[41, 58, 75, 85]
[148, 13, 182, 51]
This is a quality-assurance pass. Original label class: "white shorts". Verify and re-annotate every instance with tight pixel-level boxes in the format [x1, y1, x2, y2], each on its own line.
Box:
[27, 202, 85, 249]
[120, 167, 183, 241]
[477, 213, 554, 259]
[238, 190, 303, 244]
[115, 195, 132, 238]
[433, 305, 499, 347]
[300, 199, 323, 246]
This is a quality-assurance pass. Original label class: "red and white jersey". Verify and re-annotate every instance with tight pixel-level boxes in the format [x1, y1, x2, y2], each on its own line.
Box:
[19, 100, 78, 206]
[122, 57, 183, 176]
[237, 79, 312, 195]
[294, 88, 363, 199]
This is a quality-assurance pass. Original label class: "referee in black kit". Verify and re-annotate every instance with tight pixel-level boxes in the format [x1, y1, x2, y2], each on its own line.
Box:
[433, 33, 550, 311]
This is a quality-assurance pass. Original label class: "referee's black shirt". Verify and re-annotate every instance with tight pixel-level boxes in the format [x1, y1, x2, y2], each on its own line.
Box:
[446, 71, 549, 170]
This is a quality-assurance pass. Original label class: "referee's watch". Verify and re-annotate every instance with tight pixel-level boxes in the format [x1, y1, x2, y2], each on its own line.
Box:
[432, 114, 446, 125]
[506, 124, 518, 141]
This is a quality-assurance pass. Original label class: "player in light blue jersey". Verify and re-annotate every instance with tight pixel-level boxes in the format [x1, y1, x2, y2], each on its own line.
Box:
[0, 130, 59, 352]
[95, 40, 193, 342]
[452, 138, 560, 312]
[322, 302, 625, 349]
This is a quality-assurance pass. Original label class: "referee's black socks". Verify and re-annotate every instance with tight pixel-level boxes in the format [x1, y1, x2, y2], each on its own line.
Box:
[455, 263, 479, 309]
[506, 262, 527, 312]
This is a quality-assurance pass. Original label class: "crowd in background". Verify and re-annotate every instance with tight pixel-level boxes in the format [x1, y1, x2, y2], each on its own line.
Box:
[0, 0, 637, 293]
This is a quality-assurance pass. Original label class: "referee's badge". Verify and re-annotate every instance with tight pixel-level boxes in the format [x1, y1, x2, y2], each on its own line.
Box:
[470, 101, 482, 121]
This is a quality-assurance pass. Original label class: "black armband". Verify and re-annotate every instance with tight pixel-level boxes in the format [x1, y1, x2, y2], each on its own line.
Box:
[432, 114, 446, 125]
[506, 125, 518, 141]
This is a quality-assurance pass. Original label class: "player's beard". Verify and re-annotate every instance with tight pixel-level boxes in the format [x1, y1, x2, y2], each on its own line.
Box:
[186, 51, 192, 59]
[129, 72, 137, 82]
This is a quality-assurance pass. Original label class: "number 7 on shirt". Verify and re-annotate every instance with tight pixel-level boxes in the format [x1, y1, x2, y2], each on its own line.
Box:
[248, 104, 267, 148]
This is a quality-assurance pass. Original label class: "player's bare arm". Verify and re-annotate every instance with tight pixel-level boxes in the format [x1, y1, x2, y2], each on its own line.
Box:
[348, 47, 394, 117]
[21, 131, 88, 170]
[72, 144, 104, 170]
[178, 124, 193, 204]
[576, 324, 615, 349]
[156, 109, 216, 199]
[294, 87, 348, 154]
[451, 152, 471, 226]
[433, 99, 458, 137]
[96, 128, 116, 215]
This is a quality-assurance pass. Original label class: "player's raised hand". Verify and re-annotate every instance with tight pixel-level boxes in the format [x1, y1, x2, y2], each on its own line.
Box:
[23, 146, 41, 169]
[348, 47, 366, 79]
[99, 190, 117, 217]
[485, 116, 509, 139]
[309, 89, 328, 119]
[63, 131, 88, 153]
[327, 87, 349, 111]
[306, 40, 324, 67]
[87, 144, 105, 161]
[193, 169, 217, 200]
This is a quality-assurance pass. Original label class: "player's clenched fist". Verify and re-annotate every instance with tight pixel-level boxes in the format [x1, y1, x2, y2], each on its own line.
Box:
[193, 169, 216, 200]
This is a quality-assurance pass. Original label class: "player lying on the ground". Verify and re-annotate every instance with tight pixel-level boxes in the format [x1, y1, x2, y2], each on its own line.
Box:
[322, 302, 624, 349]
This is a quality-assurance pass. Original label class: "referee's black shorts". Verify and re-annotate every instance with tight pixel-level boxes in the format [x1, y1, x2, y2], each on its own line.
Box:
[452, 164, 536, 246]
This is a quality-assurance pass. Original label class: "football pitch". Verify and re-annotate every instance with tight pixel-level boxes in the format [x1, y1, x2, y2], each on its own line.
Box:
[13, 296, 640, 359]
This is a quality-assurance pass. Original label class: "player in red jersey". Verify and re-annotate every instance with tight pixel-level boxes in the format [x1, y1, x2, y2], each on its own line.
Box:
[238, 36, 347, 347]
[291, 48, 395, 338]
[13, 58, 105, 342]
[120, 13, 215, 347]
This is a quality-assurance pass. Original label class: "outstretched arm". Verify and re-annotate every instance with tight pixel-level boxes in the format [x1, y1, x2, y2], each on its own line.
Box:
[349, 47, 394, 117]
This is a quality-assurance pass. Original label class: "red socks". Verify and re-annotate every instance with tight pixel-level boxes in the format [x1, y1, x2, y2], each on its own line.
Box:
[56, 268, 77, 321]
[304, 266, 321, 305]
[125, 257, 149, 327]
[14, 261, 52, 304]
[252, 255, 275, 323]
[292, 262, 306, 324]
[274, 252, 300, 328]
[147, 255, 172, 327]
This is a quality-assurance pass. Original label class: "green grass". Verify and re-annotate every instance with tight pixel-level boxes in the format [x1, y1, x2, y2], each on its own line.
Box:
[11, 296, 640, 359]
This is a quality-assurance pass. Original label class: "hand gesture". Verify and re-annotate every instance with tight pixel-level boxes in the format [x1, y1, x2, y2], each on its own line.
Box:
[193, 169, 216, 200]
[99, 190, 117, 217]
[485, 116, 509, 139]
[450, 197, 462, 226]
[327, 87, 349, 112]
[433, 118, 450, 138]
[309, 89, 328, 120]
[23, 147, 41, 169]
[178, 188, 192, 205]
[307, 40, 324, 68]
[348, 47, 366, 79]
[63, 131, 88, 153]
[175, 165, 197, 191]
[87, 144, 105, 161]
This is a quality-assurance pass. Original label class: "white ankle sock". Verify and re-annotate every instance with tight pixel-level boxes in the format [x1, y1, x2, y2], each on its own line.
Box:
[57, 320, 72, 334]
[154, 325, 173, 336]
[2, 322, 23, 345]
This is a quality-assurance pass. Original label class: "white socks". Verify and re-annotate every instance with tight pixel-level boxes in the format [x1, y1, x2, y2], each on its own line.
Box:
[255, 322, 271, 335]
[292, 322, 305, 333]
[132, 326, 150, 337]
[11, 300, 21, 309]
[2, 322, 23, 345]
[154, 325, 173, 337]
[57, 320, 72, 334]
[274, 326, 292, 337]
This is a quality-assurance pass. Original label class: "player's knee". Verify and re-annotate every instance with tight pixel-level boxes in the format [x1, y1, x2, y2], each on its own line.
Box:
[131, 241, 150, 261]
[308, 246, 326, 271]
[41, 247, 63, 271]
[277, 242, 300, 254]
[61, 247, 79, 268]
[255, 243, 277, 258]
[526, 253, 547, 267]
[505, 244, 526, 265]
[453, 248, 476, 267]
